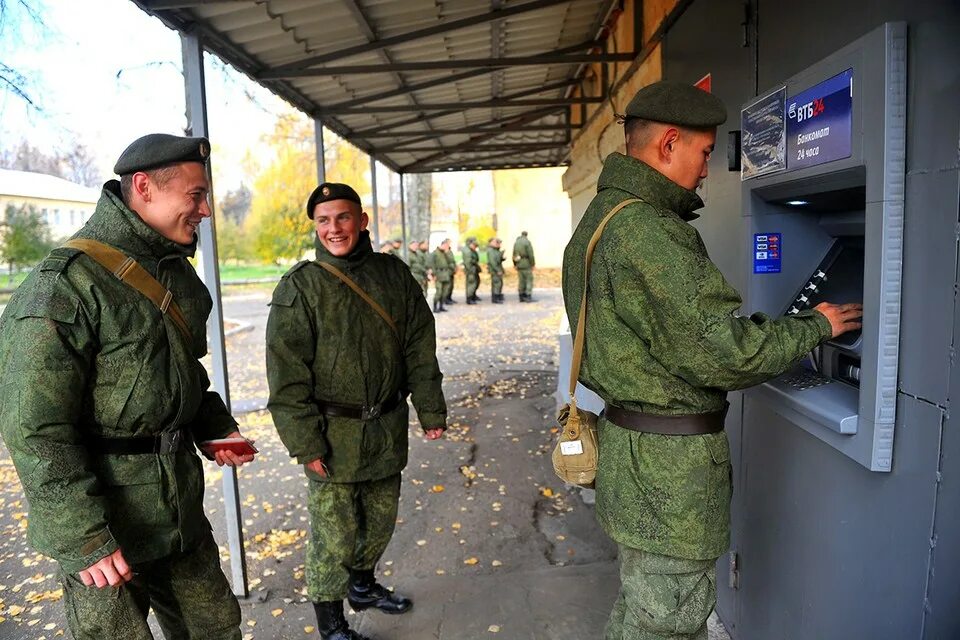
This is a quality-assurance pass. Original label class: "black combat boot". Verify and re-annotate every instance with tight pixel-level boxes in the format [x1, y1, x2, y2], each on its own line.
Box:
[312, 600, 370, 640]
[445, 296, 456, 304]
[466, 297, 477, 305]
[347, 569, 412, 615]
[519, 293, 528, 302]
[492, 294, 503, 304]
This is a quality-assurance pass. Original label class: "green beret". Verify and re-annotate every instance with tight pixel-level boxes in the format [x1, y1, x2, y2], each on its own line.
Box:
[306, 182, 362, 219]
[113, 133, 210, 175]
[624, 81, 727, 128]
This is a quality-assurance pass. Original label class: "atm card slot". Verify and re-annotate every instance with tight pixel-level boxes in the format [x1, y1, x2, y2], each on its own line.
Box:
[753, 366, 859, 434]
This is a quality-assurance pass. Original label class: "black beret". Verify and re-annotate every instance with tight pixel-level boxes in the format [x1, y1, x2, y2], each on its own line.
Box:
[624, 81, 727, 128]
[306, 182, 362, 219]
[113, 133, 210, 175]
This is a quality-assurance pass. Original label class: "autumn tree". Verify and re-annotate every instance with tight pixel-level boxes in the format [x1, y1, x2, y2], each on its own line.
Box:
[245, 113, 318, 264]
[216, 216, 250, 265]
[0, 203, 53, 281]
[245, 113, 373, 264]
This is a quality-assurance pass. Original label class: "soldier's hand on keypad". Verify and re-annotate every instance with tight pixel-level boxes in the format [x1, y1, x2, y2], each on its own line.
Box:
[814, 302, 863, 338]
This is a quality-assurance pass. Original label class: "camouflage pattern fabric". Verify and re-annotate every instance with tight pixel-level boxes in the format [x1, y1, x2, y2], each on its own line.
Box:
[517, 269, 534, 296]
[0, 181, 237, 574]
[561, 152, 833, 559]
[486, 246, 505, 295]
[462, 245, 480, 299]
[305, 474, 401, 601]
[408, 250, 429, 293]
[60, 532, 242, 640]
[266, 230, 446, 484]
[513, 235, 535, 296]
[604, 546, 715, 640]
[443, 248, 457, 301]
[430, 248, 452, 307]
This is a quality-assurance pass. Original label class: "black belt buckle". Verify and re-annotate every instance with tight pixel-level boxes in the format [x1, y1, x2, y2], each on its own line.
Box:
[361, 404, 382, 420]
[157, 430, 182, 454]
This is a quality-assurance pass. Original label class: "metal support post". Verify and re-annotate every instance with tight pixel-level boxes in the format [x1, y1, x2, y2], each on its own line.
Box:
[399, 173, 407, 261]
[314, 119, 326, 184]
[370, 155, 380, 247]
[181, 31, 248, 599]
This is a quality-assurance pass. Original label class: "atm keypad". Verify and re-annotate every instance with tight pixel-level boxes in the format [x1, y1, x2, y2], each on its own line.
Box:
[782, 369, 833, 390]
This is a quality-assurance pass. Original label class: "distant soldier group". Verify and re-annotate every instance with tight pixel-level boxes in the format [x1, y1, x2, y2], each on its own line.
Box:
[386, 234, 535, 312]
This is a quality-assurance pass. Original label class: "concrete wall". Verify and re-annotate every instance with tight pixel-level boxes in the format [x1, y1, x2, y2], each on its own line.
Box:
[494, 167, 570, 269]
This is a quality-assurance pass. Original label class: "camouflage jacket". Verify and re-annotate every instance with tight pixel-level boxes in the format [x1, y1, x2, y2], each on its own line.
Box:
[407, 250, 428, 279]
[562, 153, 832, 559]
[461, 246, 479, 275]
[512, 236, 535, 269]
[486, 247, 505, 274]
[444, 248, 457, 273]
[266, 232, 446, 484]
[430, 248, 452, 282]
[0, 182, 237, 573]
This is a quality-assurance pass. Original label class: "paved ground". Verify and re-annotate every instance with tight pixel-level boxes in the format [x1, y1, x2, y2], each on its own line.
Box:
[0, 286, 730, 640]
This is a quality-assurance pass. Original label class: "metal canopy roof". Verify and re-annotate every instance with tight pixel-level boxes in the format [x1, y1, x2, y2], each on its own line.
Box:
[131, 0, 625, 173]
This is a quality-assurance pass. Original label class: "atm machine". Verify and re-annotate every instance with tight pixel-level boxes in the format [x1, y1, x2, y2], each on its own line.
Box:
[739, 22, 906, 471]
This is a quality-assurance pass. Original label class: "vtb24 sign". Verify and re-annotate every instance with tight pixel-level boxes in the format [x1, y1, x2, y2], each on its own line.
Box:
[786, 68, 853, 170]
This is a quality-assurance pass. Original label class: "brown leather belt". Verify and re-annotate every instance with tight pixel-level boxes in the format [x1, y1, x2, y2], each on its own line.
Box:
[317, 391, 406, 421]
[603, 403, 728, 435]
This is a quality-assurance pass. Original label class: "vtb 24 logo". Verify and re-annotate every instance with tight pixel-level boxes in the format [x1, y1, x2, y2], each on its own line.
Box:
[788, 97, 826, 123]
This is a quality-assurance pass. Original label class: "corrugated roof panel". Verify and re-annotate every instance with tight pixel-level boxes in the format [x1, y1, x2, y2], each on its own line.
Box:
[130, 0, 618, 172]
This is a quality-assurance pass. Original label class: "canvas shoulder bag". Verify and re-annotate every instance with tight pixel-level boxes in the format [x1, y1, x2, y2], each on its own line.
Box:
[552, 198, 639, 488]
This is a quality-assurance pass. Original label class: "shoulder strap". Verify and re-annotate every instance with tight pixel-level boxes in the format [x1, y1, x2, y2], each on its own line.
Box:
[62, 238, 194, 344]
[315, 261, 401, 342]
[568, 199, 641, 399]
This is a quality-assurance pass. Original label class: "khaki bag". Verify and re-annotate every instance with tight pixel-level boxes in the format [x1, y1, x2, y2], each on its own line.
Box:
[552, 199, 639, 488]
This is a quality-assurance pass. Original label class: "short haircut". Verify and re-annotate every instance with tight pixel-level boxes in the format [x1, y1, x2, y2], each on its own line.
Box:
[624, 117, 658, 152]
[119, 164, 183, 203]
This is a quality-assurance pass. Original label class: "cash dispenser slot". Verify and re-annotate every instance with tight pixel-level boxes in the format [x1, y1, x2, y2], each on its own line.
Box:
[753, 187, 865, 435]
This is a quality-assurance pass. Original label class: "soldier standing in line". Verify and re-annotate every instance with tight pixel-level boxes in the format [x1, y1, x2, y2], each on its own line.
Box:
[430, 239, 452, 313]
[562, 82, 862, 640]
[266, 183, 447, 640]
[0, 134, 255, 639]
[461, 237, 482, 304]
[486, 237, 506, 304]
[513, 230, 536, 302]
[379, 240, 395, 254]
[407, 239, 428, 294]
[442, 240, 458, 305]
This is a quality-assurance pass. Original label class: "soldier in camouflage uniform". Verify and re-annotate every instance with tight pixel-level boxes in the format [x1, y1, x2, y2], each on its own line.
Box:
[0, 134, 255, 640]
[430, 239, 453, 313]
[486, 237, 505, 303]
[561, 82, 862, 640]
[406, 240, 428, 294]
[512, 231, 536, 302]
[442, 241, 458, 305]
[266, 182, 447, 640]
[461, 237, 481, 304]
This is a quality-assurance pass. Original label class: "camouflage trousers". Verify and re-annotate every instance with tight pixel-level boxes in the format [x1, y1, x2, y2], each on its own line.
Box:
[59, 531, 241, 640]
[417, 276, 428, 294]
[434, 279, 451, 306]
[443, 278, 455, 301]
[490, 273, 503, 296]
[604, 546, 717, 640]
[306, 474, 401, 602]
[517, 269, 534, 295]
[465, 270, 480, 299]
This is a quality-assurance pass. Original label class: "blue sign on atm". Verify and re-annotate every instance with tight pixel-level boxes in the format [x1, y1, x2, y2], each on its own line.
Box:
[754, 233, 782, 273]
[787, 68, 853, 170]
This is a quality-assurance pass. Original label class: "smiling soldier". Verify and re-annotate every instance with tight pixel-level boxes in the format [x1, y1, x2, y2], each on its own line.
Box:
[0, 133, 255, 639]
[266, 182, 447, 640]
